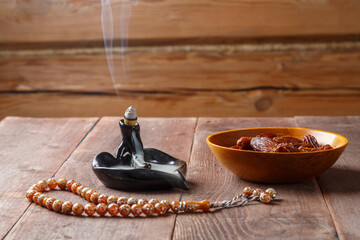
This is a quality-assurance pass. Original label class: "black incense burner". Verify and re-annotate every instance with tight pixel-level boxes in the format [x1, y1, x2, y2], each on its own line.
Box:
[92, 106, 189, 191]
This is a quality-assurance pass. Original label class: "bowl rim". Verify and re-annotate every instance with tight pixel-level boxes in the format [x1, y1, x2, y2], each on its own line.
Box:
[206, 127, 348, 155]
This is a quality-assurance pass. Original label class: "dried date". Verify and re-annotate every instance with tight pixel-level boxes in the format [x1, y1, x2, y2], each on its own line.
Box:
[236, 137, 253, 150]
[275, 143, 300, 152]
[318, 144, 333, 151]
[273, 136, 303, 147]
[232, 132, 333, 153]
[302, 135, 320, 149]
[250, 136, 277, 152]
[298, 146, 317, 152]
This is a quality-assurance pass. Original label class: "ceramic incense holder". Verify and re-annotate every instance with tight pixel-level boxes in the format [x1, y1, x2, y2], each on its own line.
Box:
[92, 106, 189, 191]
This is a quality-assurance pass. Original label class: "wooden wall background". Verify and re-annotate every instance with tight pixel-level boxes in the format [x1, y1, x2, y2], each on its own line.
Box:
[0, 0, 360, 118]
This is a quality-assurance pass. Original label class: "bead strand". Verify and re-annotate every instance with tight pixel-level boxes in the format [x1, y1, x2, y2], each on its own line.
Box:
[26, 178, 277, 217]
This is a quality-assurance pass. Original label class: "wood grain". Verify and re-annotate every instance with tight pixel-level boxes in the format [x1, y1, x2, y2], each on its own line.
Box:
[295, 116, 360, 240]
[5, 117, 197, 240]
[1, 45, 360, 92]
[1, 43, 359, 118]
[1, 88, 359, 119]
[173, 118, 337, 240]
[1, 0, 360, 119]
[0, 117, 98, 239]
[1, 0, 360, 44]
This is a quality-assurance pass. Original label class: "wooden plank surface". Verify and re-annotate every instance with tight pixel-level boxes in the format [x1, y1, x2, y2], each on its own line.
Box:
[1, 45, 360, 92]
[1, 0, 360, 44]
[1, 44, 359, 119]
[2, 116, 359, 239]
[173, 118, 337, 239]
[0, 117, 98, 239]
[5, 117, 197, 239]
[1, 89, 359, 120]
[1, 0, 360, 119]
[295, 116, 360, 240]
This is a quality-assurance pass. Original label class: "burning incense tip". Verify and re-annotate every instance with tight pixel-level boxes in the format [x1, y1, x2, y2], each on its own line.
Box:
[124, 106, 137, 126]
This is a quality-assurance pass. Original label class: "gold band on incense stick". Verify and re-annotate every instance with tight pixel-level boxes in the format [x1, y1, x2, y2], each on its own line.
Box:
[124, 118, 137, 126]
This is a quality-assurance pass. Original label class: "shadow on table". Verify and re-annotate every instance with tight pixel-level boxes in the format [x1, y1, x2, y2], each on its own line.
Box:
[317, 166, 360, 193]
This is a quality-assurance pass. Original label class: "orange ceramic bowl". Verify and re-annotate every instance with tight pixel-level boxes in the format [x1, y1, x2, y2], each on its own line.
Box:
[206, 127, 348, 183]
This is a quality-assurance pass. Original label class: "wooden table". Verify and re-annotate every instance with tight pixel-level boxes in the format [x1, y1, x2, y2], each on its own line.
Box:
[0, 116, 359, 240]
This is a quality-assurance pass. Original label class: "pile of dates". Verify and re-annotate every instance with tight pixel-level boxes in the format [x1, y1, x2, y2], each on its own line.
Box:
[232, 132, 333, 152]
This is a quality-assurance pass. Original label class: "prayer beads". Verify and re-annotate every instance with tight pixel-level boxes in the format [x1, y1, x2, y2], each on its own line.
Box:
[26, 178, 277, 217]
